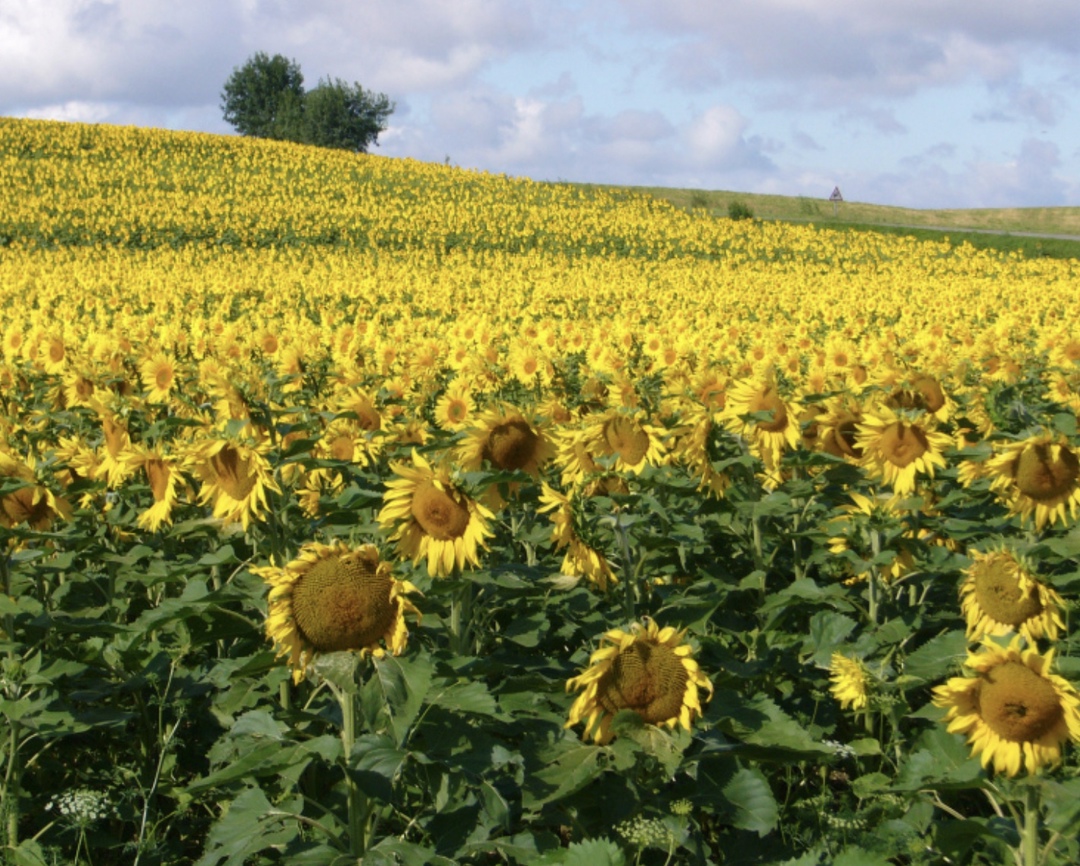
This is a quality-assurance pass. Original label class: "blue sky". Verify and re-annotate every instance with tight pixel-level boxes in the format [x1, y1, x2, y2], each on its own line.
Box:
[3, 0, 1079, 208]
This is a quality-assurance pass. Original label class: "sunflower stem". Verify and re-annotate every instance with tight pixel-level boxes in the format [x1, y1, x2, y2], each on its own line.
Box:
[449, 579, 474, 656]
[337, 686, 368, 858]
[867, 530, 881, 626]
[612, 512, 637, 622]
[1022, 784, 1039, 866]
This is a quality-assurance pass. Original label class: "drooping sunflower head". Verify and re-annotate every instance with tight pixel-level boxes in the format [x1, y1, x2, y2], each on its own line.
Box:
[987, 434, 1080, 530]
[959, 546, 1065, 643]
[537, 483, 618, 590]
[378, 450, 494, 578]
[932, 636, 1080, 777]
[566, 619, 712, 744]
[253, 541, 421, 684]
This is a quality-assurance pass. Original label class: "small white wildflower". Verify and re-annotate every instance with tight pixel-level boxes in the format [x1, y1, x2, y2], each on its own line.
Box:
[823, 739, 857, 760]
[47, 788, 114, 828]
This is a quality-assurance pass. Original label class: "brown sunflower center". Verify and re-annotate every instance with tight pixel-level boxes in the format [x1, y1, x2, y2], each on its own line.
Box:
[329, 434, 355, 462]
[603, 417, 650, 465]
[747, 388, 788, 433]
[73, 376, 95, 400]
[824, 417, 863, 459]
[972, 557, 1043, 626]
[155, 365, 173, 390]
[1014, 444, 1079, 504]
[445, 399, 468, 424]
[977, 661, 1063, 743]
[483, 420, 539, 470]
[596, 642, 689, 725]
[410, 480, 471, 540]
[877, 422, 928, 468]
[291, 554, 395, 652]
[3, 488, 42, 526]
[211, 445, 258, 501]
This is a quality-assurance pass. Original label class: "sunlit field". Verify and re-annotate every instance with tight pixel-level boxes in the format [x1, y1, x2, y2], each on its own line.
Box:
[3, 117, 1080, 866]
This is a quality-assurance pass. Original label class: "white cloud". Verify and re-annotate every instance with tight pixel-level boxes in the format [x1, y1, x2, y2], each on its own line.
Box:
[618, 0, 1080, 99]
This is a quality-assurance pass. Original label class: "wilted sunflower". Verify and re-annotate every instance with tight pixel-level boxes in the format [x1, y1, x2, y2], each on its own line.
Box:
[829, 653, 871, 711]
[252, 541, 421, 684]
[932, 636, 1080, 777]
[566, 619, 712, 744]
[855, 406, 952, 495]
[378, 450, 494, 578]
[986, 433, 1080, 530]
[959, 546, 1065, 644]
[190, 434, 279, 530]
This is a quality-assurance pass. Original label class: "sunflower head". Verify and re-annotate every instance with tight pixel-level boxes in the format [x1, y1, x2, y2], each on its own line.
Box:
[987, 434, 1080, 530]
[566, 619, 712, 744]
[933, 636, 1080, 777]
[959, 546, 1065, 643]
[854, 405, 951, 495]
[253, 541, 421, 684]
[378, 450, 494, 577]
[829, 653, 871, 711]
[458, 405, 553, 477]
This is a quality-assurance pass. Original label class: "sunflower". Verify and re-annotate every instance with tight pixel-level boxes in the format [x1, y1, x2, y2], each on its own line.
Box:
[434, 384, 475, 431]
[140, 352, 177, 404]
[190, 433, 279, 530]
[829, 653, 871, 711]
[538, 483, 618, 590]
[458, 404, 553, 477]
[959, 546, 1065, 644]
[986, 433, 1080, 530]
[121, 443, 185, 533]
[566, 619, 712, 744]
[814, 397, 865, 462]
[378, 450, 494, 578]
[932, 636, 1080, 777]
[0, 451, 72, 531]
[670, 404, 729, 498]
[855, 406, 952, 495]
[252, 541, 421, 684]
[723, 376, 800, 477]
[92, 400, 135, 488]
[583, 409, 668, 475]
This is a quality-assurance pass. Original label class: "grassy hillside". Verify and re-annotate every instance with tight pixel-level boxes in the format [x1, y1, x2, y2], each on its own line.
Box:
[626, 185, 1080, 236]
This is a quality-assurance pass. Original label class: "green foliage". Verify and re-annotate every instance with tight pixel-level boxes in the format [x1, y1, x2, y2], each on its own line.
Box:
[220, 53, 394, 152]
[728, 199, 755, 220]
[220, 52, 305, 141]
[300, 78, 395, 153]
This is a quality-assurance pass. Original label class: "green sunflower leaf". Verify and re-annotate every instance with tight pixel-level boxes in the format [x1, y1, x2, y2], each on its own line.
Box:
[721, 766, 778, 836]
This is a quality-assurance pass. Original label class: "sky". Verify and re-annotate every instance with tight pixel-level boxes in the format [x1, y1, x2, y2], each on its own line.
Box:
[3, 0, 1080, 209]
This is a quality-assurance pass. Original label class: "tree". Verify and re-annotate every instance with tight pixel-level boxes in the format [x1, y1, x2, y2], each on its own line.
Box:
[221, 52, 305, 140]
[221, 54, 395, 153]
[301, 78, 394, 153]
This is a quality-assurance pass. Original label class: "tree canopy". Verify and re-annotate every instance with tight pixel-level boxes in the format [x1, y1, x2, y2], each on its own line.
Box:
[221, 53, 394, 153]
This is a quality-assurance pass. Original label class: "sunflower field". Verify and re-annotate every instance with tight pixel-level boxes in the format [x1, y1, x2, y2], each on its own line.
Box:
[3, 116, 1080, 866]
